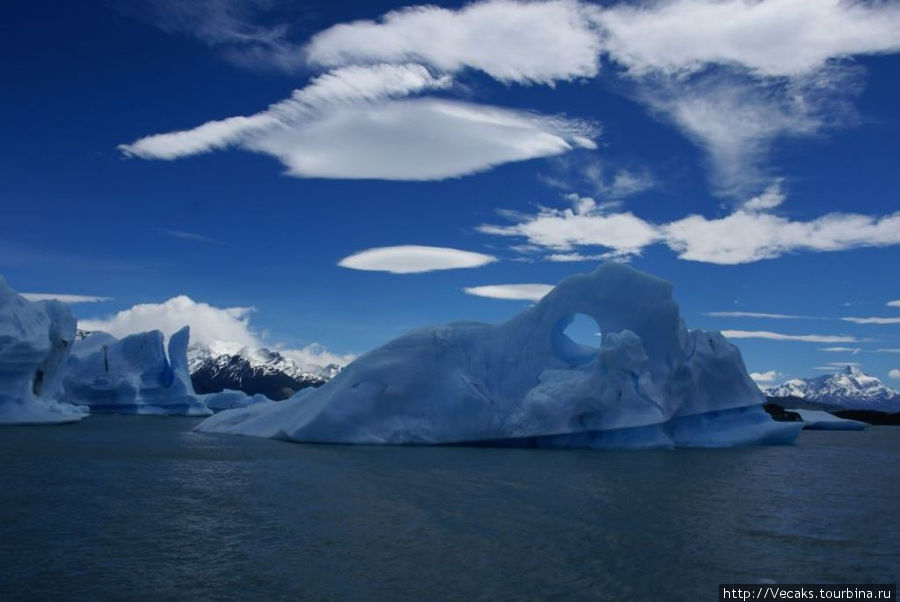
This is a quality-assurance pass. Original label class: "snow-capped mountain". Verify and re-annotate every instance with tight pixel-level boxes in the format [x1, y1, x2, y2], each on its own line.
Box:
[188, 344, 341, 401]
[765, 365, 900, 412]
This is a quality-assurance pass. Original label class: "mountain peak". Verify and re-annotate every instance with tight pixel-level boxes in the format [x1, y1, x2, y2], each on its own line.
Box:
[186, 342, 344, 401]
[765, 366, 900, 411]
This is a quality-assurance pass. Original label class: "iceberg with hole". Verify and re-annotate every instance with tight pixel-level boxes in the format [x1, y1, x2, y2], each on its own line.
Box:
[63, 326, 212, 416]
[196, 264, 802, 448]
[0, 276, 88, 424]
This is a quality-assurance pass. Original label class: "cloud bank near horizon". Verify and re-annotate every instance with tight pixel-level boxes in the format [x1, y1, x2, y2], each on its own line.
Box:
[78, 295, 354, 370]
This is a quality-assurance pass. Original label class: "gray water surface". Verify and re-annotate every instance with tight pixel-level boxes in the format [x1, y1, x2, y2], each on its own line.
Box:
[1, 416, 897, 601]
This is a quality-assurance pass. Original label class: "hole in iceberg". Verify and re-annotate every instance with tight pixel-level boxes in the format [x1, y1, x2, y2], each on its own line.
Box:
[552, 313, 601, 365]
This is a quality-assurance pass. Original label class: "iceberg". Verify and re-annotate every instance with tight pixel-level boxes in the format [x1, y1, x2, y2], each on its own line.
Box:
[197, 264, 802, 448]
[63, 326, 211, 416]
[794, 409, 868, 431]
[0, 277, 88, 424]
[201, 389, 269, 412]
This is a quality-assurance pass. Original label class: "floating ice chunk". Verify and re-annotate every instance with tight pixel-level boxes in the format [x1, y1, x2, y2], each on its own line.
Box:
[201, 389, 269, 412]
[0, 277, 88, 424]
[794, 409, 867, 431]
[197, 264, 802, 448]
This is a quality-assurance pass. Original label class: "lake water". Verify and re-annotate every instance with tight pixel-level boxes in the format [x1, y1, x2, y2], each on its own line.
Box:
[1, 416, 897, 600]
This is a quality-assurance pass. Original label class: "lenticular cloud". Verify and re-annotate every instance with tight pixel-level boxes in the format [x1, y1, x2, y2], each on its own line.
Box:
[119, 63, 597, 180]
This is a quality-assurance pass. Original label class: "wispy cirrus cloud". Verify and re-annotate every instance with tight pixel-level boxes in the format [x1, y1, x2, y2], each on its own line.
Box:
[819, 347, 861, 355]
[162, 229, 220, 244]
[21, 293, 112, 304]
[705, 311, 814, 320]
[721, 330, 858, 344]
[338, 245, 497, 274]
[814, 362, 861, 371]
[119, 0, 309, 71]
[842, 316, 900, 325]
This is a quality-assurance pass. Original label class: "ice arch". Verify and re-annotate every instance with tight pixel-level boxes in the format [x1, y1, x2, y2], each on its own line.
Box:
[197, 264, 801, 449]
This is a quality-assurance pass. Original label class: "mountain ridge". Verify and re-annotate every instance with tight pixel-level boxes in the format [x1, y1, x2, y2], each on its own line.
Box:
[188, 344, 340, 401]
[765, 365, 900, 412]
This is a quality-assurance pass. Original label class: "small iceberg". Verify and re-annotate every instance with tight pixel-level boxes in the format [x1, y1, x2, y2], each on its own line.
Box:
[794, 409, 868, 431]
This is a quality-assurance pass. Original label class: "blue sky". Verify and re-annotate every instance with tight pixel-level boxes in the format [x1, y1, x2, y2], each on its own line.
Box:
[2, 0, 899, 383]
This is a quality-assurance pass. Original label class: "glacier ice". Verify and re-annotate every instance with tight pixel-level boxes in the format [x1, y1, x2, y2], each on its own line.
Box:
[794, 409, 867, 431]
[0, 277, 88, 424]
[63, 326, 211, 416]
[201, 389, 269, 412]
[197, 264, 802, 448]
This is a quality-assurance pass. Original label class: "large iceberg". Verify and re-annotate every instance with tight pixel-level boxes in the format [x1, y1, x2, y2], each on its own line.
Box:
[0, 277, 88, 424]
[197, 264, 801, 449]
[63, 326, 212, 416]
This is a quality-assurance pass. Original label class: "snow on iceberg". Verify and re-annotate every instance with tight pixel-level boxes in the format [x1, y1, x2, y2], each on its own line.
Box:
[794, 409, 867, 431]
[63, 326, 212, 416]
[0, 277, 88, 424]
[197, 264, 802, 449]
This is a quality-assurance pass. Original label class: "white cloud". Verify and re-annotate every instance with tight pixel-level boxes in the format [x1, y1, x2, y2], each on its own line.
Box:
[663, 210, 900, 264]
[338, 245, 497, 274]
[478, 194, 659, 256]
[464, 284, 554, 301]
[819, 347, 861, 355]
[875, 349, 900, 354]
[890, 369, 900, 380]
[595, 0, 900, 78]
[305, 0, 602, 85]
[280, 344, 357, 370]
[480, 195, 900, 265]
[742, 180, 786, 212]
[120, 63, 450, 160]
[120, 63, 596, 180]
[79, 296, 259, 350]
[842, 316, 900, 325]
[721, 330, 858, 344]
[124, 0, 900, 195]
[78, 296, 353, 370]
[750, 370, 779, 383]
[705, 311, 811, 320]
[592, 0, 899, 197]
[21, 293, 112, 304]
[887, 300, 900, 308]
